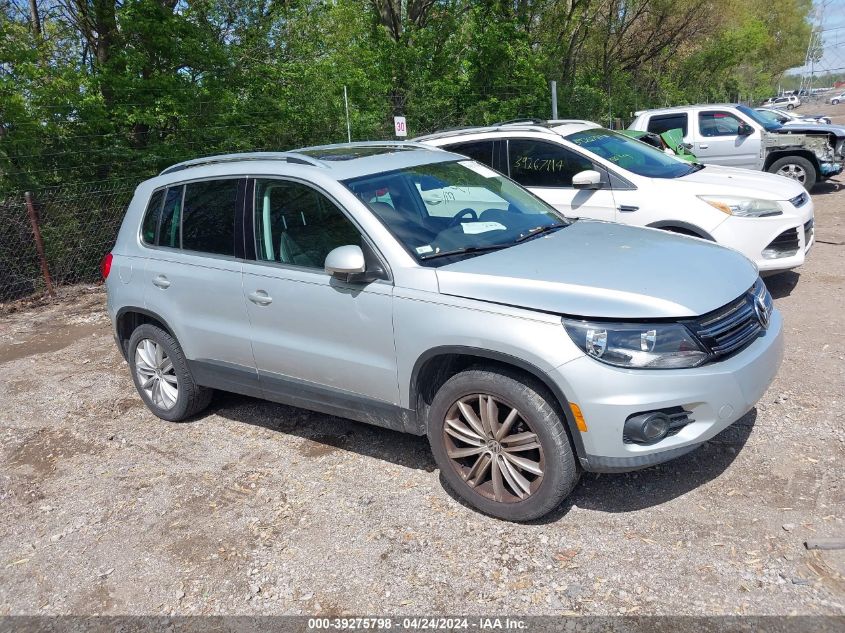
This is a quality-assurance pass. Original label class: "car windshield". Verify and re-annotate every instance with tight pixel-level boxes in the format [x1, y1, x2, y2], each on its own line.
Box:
[344, 160, 568, 266]
[737, 104, 781, 131]
[565, 128, 699, 179]
[755, 109, 785, 125]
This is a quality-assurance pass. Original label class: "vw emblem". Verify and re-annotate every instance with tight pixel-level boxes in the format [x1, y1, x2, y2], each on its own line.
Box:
[753, 294, 770, 330]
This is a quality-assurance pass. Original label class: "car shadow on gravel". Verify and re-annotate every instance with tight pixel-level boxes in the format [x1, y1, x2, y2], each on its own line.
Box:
[207, 391, 437, 472]
[202, 392, 755, 521]
[765, 271, 800, 299]
[810, 179, 843, 196]
[533, 409, 758, 523]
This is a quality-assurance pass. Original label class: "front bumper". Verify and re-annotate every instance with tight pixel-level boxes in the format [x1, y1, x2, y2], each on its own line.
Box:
[710, 202, 815, 273]
[552, 309, 784, 472]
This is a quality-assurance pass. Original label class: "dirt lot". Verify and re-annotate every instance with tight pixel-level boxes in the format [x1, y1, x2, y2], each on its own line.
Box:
[1, 109, 844, 617]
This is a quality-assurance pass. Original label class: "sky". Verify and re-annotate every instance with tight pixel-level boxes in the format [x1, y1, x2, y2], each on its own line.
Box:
[788, 0, 845, 76]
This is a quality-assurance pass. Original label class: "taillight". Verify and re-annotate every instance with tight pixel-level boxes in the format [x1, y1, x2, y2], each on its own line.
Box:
[100, 252, 113, 280]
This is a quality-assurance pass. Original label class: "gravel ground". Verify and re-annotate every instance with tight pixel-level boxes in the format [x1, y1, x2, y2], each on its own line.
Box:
[1, 110, 844, 616]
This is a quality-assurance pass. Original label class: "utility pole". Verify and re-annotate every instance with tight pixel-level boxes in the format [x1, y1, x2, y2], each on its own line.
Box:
[343, 85, 351, 143]
[550, 80, 558, 120]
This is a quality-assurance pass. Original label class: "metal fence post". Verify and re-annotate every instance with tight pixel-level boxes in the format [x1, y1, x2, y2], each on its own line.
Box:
[24, 191, 55, 295]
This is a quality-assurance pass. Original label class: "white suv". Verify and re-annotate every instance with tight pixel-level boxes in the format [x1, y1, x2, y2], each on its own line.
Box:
[765, 95, 801, 109]
[416, 121, 814, 273]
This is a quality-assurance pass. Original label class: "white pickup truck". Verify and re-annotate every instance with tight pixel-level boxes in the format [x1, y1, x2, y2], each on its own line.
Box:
[629, 104, 844, 190]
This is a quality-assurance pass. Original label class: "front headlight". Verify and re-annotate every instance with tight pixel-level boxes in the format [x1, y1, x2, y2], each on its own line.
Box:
[563, 319, 709, 369]
[698, 195, 783, 218]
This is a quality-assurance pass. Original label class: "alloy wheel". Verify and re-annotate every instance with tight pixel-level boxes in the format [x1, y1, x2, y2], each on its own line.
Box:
[134, 339, 179, 410]
[442, 394, 544, 503]
[776, 163, 806, 183]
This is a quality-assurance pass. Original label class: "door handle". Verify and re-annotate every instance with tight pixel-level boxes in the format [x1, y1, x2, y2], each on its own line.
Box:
[618, 205, 639, 213]
[248, 290, 273, 306]
[699, 144, 709, 149]
[152, 275, 170, 289]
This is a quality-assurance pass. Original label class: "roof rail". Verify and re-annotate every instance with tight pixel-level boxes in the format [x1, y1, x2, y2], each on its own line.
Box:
[296, 140, 434, 153]
[414, 124, 556, 142]
[159, 152, 326, 176]
[546, 118, 599, 126]
[495, 118, 549, 126]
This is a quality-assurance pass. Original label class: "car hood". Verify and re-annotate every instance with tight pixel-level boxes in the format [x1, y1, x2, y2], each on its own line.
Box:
[785, 115, 829, 123]
[435, 221, 758, 319]
[675, 164, 805, 201]
[773, 123, 845, 139]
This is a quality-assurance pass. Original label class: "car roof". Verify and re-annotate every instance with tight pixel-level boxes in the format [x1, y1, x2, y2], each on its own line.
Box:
[413, 119, 601, 143]
[158, 142, 462, 181]
[633, 104, 742, 116]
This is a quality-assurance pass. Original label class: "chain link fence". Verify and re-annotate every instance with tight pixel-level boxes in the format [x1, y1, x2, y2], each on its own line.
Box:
[0, 182, 136, 302]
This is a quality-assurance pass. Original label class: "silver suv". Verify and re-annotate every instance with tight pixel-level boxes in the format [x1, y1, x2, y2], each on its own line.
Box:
[105, 143, 783, 521]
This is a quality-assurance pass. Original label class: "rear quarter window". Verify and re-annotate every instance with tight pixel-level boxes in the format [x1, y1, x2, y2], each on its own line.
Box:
[443, 140, 495, 167]
[158, 186, 184, 249]
[141, 189, 164, 244]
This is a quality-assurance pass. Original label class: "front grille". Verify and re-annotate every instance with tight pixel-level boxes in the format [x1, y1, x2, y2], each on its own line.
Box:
[690, 279, 773, 359]
[789, 192, 809, 208]
[804, 218, 814, 247]
[763, 227, 800, 257]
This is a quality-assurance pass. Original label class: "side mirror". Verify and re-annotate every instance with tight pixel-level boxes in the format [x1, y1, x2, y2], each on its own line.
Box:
[325, 245, 366, 282]
[572, 169, 603, 190]
[737, 123, 754, 136]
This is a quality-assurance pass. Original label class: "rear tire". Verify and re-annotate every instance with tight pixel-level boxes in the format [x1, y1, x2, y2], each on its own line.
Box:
[427, 366, 580, 521]
[128, 324, 212, 422]
[768, 155, 817, 191]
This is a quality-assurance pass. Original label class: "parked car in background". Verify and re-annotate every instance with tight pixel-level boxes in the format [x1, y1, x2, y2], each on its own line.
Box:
[417, 120, 815, 274]
[755, 107, 832, 126]
[629, 104, 845, 190]
[831, 93, 845, 105]
[763, 95, 801, 109]
[105, 143, 784, 521]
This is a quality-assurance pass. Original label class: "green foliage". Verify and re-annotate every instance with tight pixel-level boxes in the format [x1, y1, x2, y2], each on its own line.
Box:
[0, 0, 814, 195]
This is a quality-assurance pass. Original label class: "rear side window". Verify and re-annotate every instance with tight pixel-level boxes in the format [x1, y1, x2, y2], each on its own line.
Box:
[141, 190, 164, 244]
[508, 139, 595, 188]
[182, 179, 240, 256]
[158, 186, 184, 249]
[647, 113, 688, 136]
[443, 141, 495, 167]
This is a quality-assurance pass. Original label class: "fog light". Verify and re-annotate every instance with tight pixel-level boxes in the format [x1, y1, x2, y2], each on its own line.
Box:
[623, 412, 671, 445]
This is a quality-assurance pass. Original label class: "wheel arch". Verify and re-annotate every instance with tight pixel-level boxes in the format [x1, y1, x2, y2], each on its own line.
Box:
[115, 307, 177, 361]
[646, 221, 714, 240]
[409, 346, 586, 460]
[763, 149, 820, 172]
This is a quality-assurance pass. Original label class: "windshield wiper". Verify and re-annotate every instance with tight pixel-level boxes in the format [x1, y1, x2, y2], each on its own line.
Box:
[514, 223, 567, 243]
[420, 244, 511, 261]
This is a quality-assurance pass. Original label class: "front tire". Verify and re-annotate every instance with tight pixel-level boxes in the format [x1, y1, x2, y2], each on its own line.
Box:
[831, 99, 839, 105]
[128, 324, 212, 422]
[427, 367, 580, 521]
[768, 155, 817, 191]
